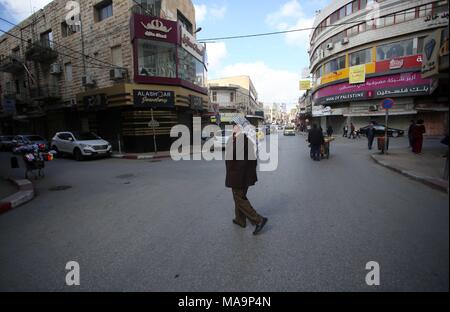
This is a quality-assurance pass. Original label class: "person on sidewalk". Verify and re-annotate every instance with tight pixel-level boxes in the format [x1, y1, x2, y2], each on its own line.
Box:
[411, 119, 426, 154]
[367, 122, 376, 150]
[349, 123, 356, 139]
[308, 124, 324, 161]
[343, 125, 348, 137]
[225, 120, 268, 235]
[327, 125, 333, 137]
[408, 120, 416, 148]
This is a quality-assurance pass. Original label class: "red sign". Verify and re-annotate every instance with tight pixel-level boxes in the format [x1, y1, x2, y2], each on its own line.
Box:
[130, 14, 179, 44]
[375, 54, 422, 73]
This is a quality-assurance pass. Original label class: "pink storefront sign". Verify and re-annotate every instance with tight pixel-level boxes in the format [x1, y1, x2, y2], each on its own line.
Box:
[314, 72, 432, 99]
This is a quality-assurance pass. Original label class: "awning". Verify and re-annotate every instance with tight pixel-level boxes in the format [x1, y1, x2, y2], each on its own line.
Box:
[343, 110, 417, 117]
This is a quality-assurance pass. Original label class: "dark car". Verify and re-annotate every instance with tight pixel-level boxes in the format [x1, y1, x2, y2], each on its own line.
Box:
[12, 135, 49, 152]
[0, 135, 15, 151]
[359, 124, 404, 137]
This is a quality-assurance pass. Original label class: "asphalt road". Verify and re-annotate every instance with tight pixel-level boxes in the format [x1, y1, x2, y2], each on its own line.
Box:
[0, 134, 448, 291]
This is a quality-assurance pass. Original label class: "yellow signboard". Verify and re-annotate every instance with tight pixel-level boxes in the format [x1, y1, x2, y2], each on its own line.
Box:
[349, 65, 366, 84]
[299, 80, 311, 90]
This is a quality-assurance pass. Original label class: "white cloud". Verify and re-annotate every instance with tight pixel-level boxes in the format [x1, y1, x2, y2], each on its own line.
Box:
[194, 3, 227, 24]
[206, 42, 228, 73]
[0, 0, 52, 21]
[194, 4, 207, 23]
[217, 62, 302, 104]
[266, 0, 314, 47]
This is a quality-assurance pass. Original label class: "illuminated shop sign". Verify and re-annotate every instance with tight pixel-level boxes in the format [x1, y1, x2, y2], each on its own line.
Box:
[133, 90, 175, 108]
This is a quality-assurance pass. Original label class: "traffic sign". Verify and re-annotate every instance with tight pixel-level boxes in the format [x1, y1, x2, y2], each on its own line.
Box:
[381, 98, 395, 109]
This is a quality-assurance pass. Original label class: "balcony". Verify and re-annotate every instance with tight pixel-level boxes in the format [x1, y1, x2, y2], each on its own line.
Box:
[29, 84, 60, 100]
[0, 56, 24, 73]
[25, 42, 58, 63]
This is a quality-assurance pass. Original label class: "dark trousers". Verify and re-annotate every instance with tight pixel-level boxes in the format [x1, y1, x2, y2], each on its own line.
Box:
[368, 136, 374, 150]
[232, 188, 263, 226]
[310, 144, 321, 160]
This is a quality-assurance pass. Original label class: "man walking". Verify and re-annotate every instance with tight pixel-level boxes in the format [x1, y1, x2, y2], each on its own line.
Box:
[308, 124, 324, 161]
[349, 123, 356, 139]
[225, 120, 268, 235]
[367, 122, 376, 150]
[327, 125, 333, 137]
[408, 120, 416, 148]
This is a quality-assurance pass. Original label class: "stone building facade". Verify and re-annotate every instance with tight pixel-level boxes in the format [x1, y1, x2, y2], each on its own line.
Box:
[0, 0, 208, 152]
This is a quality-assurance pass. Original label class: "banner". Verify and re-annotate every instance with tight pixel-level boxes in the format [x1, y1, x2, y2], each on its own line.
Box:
[349, 65, 366, 84]
[299, 80, 311, 90]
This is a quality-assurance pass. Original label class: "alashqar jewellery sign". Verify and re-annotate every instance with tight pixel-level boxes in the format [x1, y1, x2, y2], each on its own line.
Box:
[133, 90, 175, 108]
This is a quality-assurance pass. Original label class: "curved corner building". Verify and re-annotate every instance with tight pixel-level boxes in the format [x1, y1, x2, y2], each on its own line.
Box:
[309, 0, 449, 135]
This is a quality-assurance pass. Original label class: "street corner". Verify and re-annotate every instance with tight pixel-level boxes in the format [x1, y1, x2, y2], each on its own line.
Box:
[0, 178, 35, 214]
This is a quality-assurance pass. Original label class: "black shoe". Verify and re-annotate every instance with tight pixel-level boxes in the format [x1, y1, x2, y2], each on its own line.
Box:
[233, 219, 246, 228]
[253, 217, 268, 235]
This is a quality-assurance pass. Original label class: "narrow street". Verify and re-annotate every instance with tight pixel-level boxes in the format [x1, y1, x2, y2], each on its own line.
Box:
[0, 134, 448, 291]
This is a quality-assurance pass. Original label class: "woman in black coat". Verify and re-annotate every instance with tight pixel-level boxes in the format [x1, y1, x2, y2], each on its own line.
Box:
[225, 123, 268, 235]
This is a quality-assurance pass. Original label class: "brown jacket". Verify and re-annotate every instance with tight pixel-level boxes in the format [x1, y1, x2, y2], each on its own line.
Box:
[225, 133, 258, 188]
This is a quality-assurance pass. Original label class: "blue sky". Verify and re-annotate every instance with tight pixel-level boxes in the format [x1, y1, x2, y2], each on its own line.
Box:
[0, 0, 332, 105]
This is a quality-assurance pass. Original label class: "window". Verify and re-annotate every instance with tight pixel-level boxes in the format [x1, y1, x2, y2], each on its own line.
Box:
[339, 6, 346, 19]
[324, 56, 346, 74]
[395, 12, 405, 24]
[138, 40, 176, 78]
[385, 14, 394, 26]
[350, 25, 359, 36]
[230, 92, 234, 103]
[61, 22, 76, 37]
[346, 3, 353, 15]
[65, 63, 73, 81]
[40, 30, 53, 48]
[350, 48, 372, 66]
[111, 46, 123, 67]
[352, 0, 359, 12]
[212, 92, 217, 102]
[358, 23, 366, 33]
[15, 80, 20, 94]
[178, 10, 193, 34]
[405, 8, 415, 21]
[134, 0, 161, 17]
[360, 0, 367, 10]
[178, 48, 205, 87]
[95, 0, 113, 22]
[376, 39, 414, 61]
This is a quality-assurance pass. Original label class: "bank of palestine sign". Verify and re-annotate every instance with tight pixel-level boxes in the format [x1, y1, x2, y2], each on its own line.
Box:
[133, 90, 175, 108]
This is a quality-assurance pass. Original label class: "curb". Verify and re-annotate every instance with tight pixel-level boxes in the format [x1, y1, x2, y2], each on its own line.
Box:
[371, 155, 449, 193]
[0, 179, 35, 214]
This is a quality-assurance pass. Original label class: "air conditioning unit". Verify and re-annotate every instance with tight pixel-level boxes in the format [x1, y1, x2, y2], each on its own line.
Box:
[341, 37, 349, 45]
[369, 105, 379, 112]
[326, 43, 334, 50]
[110, 67, 127, 80]
[50, 63, 62, 75]
[82, 74, 95, 86]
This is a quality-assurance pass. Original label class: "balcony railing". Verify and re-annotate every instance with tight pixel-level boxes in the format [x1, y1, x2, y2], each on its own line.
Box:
[0, 56, 24, 73]
[25, 42, 58, 63]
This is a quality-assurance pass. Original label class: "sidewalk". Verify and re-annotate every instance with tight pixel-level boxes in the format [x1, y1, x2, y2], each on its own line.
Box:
[371, 140, 449, 193]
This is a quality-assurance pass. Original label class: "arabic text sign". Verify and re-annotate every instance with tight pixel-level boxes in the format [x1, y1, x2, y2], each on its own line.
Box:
[181, 27, 205, 62]
[349, 65, 366, 84]
[131, 14, 178, 43]
[133, 90, 175, 108]
[422, 29, 442, 78]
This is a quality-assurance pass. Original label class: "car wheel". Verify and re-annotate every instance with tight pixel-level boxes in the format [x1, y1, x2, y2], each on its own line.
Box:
[73, 148, 83, 161]
[392, 132, 399, 138]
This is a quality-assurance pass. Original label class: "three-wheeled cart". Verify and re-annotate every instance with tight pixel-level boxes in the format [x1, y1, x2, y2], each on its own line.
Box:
[320, 136, 334, 159]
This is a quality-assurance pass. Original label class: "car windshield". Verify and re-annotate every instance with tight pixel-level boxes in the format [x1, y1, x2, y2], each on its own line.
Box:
[73, 132, 100, 140]
[216, 130, 233, 137]
[26, 135, 45, 141]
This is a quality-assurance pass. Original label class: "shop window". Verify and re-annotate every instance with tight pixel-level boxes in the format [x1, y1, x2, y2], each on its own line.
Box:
[137, 39, 176, 78]
[178, 48, 205, 87]
[95, 0, 113, 22]
[350, 48, 372, 66]
[376, 38, 414, 61]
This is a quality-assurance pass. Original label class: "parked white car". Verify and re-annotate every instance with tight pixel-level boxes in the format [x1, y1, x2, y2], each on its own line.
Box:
[51, 132, 112, 161]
